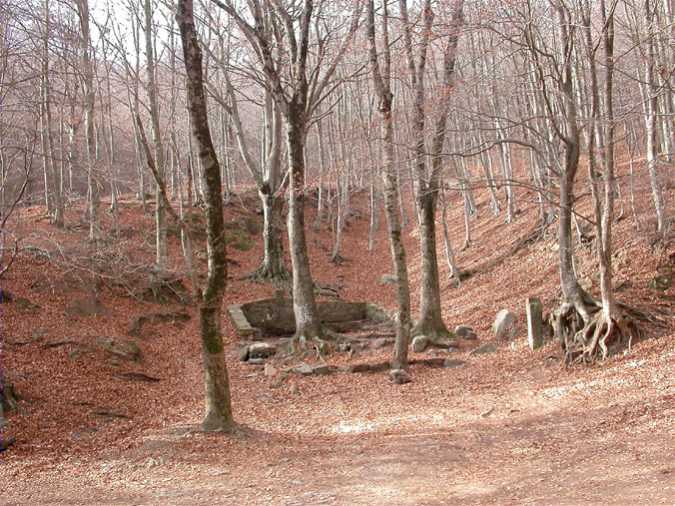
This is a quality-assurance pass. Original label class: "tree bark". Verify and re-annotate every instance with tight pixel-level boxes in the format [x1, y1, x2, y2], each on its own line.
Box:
[286, 113, 322, 342]
[177, 0, 234, 432]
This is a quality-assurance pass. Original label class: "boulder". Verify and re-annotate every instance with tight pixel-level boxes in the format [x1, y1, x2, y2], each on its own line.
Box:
[411, 335, 429, 353]
[238, 347, 250, 362]
[380, 274, 397, 285]
[96, 337, 141, 362]
[454, 325, 478, 340]
[293, 363, 314, 376]
[311, 364, 333, 375]
[372, 338, 392, 349]
[67, 298, 110, 318]
[526, 297, 544, 350]
[443, 359, 466, 369]
[128, 311, 190, 337]
[469, 343, 498, 356]
[493, 309, 517, 340]
[248, 342, 277, 360]
[389, 369, 411, 384]
[14, 297, 40, 313]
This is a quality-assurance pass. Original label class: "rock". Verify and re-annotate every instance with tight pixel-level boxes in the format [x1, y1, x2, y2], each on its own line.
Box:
[312, 364, 333, 375]
[0, 376, 18, 415]
[96, 337, 141, 362]
[493, 309, 517, 340]
[526, 297, 544, 350]
[264, 363, 278, 377]
[443, 358, 466, 368]
[380, 274, 397, 285]
[128, 311, 190, 337]
[454, 325, 478, 341]
[337, 341, 352, 353]
[389, 369, 411, 384]
[447, 344, 460, 353]
[247, 358, 265, 365]
[454, 325, 474, 338]
[346, 362, 390, 374]
[469, 343, 498, 356]
[67, 298, 109, 318]
[14, 297, 40, 313]
[411, 335, 429, 353]
[372, 338, 391, 349]
[248, 342, 277, 360]
[238, 346, 250, 362]
[649, 274, 672, 291]
[293, 363, 314, 376]
[31, 328, 48, 341]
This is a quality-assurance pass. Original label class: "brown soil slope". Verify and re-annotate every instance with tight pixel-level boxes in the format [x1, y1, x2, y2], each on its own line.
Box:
[0, 170, 673, 505]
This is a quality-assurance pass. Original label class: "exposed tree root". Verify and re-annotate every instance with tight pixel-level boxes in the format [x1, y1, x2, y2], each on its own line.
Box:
[245, 263, 290, 283]
[554, 299, 641, 365]
[330, 253, 346, 265]
[411, 323, 455, 347]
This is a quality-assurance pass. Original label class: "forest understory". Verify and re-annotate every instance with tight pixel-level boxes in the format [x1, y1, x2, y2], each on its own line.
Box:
[1, 173, 673, 505]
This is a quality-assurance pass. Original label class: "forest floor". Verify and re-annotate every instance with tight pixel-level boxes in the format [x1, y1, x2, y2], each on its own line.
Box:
[1, 173, 674, 505]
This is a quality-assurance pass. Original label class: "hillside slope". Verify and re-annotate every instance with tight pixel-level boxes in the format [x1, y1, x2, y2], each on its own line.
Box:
[0, 172, 673, 504]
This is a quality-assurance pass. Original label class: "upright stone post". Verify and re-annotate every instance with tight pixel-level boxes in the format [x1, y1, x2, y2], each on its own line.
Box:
[526, 297, 543, 350]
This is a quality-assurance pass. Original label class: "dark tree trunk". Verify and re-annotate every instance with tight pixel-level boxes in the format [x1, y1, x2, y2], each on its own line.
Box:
[177, 0, 233, 432]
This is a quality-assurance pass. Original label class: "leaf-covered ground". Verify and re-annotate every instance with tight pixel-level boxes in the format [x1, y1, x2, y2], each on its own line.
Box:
[1, 170, 673, 504]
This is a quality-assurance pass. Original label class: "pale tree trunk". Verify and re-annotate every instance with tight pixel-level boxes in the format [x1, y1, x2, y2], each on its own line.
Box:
[368, 0, 412, 369]
[144, 0, 168, 269]
[286, 110, 322, 342]
[644, 0, 669, 238]
[440, 188, 460, 283]
[176, 0, 233, 432]
[400, 0, 464, 342]
[41, 0, 63, 227]
[76, 0, 98, 241]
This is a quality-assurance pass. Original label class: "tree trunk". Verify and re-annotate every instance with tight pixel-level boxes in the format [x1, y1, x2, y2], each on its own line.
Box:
[367, 0, 412, 369]
[144, 0, 168, 269]
[257, 187, 287, 280]
[177, 0, 234, 432]
[286, 114, 322, 343]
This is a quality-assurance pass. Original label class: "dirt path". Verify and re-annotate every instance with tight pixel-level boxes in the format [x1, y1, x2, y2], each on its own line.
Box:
[3, 341, 673, 506]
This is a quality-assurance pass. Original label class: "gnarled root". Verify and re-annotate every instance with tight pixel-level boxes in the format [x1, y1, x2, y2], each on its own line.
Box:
[562, 310, 639, 365]
[245, 263, 290, 283]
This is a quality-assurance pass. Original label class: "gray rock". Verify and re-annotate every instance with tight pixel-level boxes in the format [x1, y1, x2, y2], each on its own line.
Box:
[14, 297, 40, 313]
[293, 363, 314, 376]
[526, 297, 544, 350]
[337, 341, 352, 353]
[411, 335, 429, 353]
[469, 343, 498, 356]
[247, 358, 265, 365]
[493, 309, 518, 340]
[248, 342, 277, 360]
[96, 337, 141, 362]
[380, 274, 398, 285]
[67, 298, 110, 318]
[372, 338, 391, 349]
[443, 359, 466, 368]
[389, 369, 411, 384]
[454, 325, 475, 338]
[312, 364, 333, 375]
[264, 363, 278, 377]
[238, 347, 250, 362]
